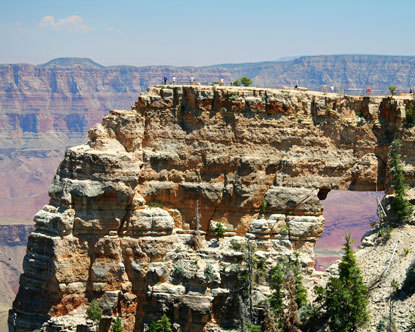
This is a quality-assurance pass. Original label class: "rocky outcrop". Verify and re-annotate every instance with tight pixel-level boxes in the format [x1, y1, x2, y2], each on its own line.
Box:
[8, 85, 415, 331]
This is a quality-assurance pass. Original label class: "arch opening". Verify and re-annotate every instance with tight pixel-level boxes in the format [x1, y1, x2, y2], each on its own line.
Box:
[314, 190, 384, 271]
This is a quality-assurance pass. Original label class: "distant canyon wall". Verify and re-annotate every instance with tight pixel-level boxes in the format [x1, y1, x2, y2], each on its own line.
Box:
[2, 55, 415, 221]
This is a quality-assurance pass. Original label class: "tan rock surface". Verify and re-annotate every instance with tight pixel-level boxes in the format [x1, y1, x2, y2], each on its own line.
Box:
[9, 85, 415, 331]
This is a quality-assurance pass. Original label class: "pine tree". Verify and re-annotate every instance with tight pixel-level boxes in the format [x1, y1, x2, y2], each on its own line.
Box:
[86, 299, 102, 322]
[111, 317, 123, 332]
[324, 234, 369, 332]
[389, 139, 413, 223]
[269, 262, 285, 320]
[149, 314, 172, 332]
[293, 255, 308, 310]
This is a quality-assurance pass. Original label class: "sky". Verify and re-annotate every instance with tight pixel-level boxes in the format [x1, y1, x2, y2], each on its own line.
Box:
[1, 0, 415, 67]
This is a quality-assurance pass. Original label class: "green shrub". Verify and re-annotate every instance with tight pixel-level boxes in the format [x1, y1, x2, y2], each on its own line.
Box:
[229, 93, 239, 101]
[246, 322, 262, 332]
[230, 239, 242, 251]
[293, 255, 308, 309]
[204, 263, 214, 282]
[409, 312, 415, 330]
[149, 314, 172, 332]
[214, 222, 226, 239]
[389, 139, 413, 223]
[111, 317, 123, 332]
[281, 224, 290, 234]
[405, 102, 415, 127]
[233, 79, 241, 86]
[269, 263, 285, 318]
[173, 265, 185, 278]
[326, 105, 331, 114]
[260, 200, 267, 215]
[86, 299, 102, 322]
[148, 201, 164, 208]
[241, 77, 253, 87]
[389, 85, 397, 96]
[404, 248, 410, 256]
[376, 318, 387, 331]
[379, 225, 393, 242]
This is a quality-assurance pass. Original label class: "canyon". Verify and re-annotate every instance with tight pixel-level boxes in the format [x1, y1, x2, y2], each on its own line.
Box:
[7, 85, 415, 331]
[3, 55, 415, 224]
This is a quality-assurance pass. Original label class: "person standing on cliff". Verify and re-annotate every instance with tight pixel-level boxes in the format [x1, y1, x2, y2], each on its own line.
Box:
[163, 76, 168, 85]
[190, 76, 194, 85]
[366, 87, 371, 95]
[172, 76, 176, 85]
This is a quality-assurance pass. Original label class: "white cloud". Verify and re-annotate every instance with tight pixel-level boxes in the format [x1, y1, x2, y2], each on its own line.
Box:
[40, 15, 90, 31]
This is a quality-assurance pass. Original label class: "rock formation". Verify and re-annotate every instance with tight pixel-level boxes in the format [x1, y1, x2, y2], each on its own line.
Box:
[3, 54, 415, 222]
[8, 85, 415, 331]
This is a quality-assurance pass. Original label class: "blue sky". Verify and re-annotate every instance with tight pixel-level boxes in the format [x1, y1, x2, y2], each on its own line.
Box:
[1, 0, 414, 66]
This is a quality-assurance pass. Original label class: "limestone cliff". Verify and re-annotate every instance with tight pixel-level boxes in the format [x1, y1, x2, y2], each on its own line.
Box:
[8, 85, 415, 331]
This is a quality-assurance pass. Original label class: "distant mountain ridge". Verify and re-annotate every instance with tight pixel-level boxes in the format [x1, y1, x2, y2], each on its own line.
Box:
[41, 57, 105, 68]
[26, 54, 415, 90]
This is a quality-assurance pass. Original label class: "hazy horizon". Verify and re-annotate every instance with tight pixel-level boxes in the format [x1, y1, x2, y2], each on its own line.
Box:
[3, 53, 415, 68]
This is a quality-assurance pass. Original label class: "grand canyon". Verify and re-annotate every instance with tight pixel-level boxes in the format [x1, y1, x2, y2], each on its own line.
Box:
[2, 55, 415, 331]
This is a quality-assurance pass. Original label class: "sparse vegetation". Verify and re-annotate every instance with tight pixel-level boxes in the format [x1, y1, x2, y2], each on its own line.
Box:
[281, 224, 290, 234]
[246, 322, 262, 332]
[148, 201, 164, 208]
[86, 299, 102, 322]
[326, 105, 331, 114]
[230, 239, 242, 251]
[379, 225, 393, 243]
[409, 312, 415, 331]
[233, 79, 241, 86]
[260, 200, 267, 215]
[230, 93, 239, 101]
[404, 248, 410, 256]
[389, 85, 397, 96]
[111, 317, 124, 332]
[149, 314, 172, 332]
[376, 318, 387, 331]
[389, 139, 413, 223]
[214, 222, 226, 239]
[204, 263, 214, 282]
[173, 264, 185, 278]
[405, 102, 415, 127]
[241, 77, 253, 87]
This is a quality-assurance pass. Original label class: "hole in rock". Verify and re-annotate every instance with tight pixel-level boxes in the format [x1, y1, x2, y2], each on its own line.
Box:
[314, 190, 384, 271]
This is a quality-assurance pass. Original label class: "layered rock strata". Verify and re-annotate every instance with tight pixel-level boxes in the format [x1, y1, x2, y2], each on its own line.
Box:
[9, 86, 415, 331]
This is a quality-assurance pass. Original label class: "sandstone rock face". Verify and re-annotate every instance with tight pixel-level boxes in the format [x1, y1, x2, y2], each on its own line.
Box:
[9, 86, 415, 331]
